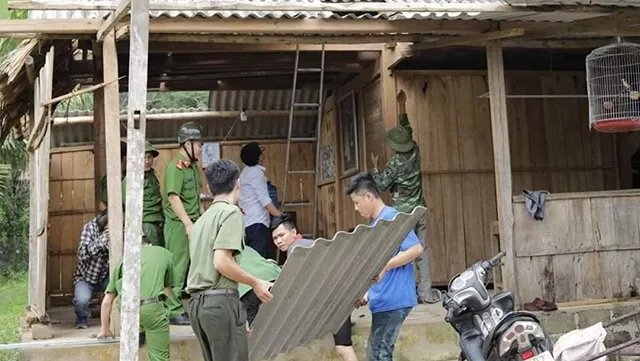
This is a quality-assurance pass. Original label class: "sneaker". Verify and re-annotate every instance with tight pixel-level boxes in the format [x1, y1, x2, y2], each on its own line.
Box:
[169, 313, 190, 326]
[75, 317, 88, 329]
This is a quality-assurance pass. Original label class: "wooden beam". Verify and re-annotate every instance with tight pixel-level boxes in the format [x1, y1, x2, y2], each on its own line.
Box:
[146, 34, 428, 46]
[336, 57, 380, 100]
[102, 30, 123, 335]
[96, 0, 131, 42]
[92, 82, 106, 213]
[41, 76, 123, 107]
[522, 10, 640, 39]
[411, 28, 525, 51]
[380, 46, 397, 164]
[386, 43, 415, 70]
[120, 0, 149, 356]
[486, 41, 517, 305]
[0, 20, 101, 35]
[7, 0, 632, 14]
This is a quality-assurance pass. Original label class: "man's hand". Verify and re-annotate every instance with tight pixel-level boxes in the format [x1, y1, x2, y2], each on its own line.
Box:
[246, 322, 253, 337]
[374, 268, 386, 283]
[397, 90, 407, 104]
[97, 329, 114, 339]
[102, 228, 109, 237]
[355, 293, 368, 308]
[371, 153, 379, 169]
[253, 279, 274, 304]
[185, 222, 193, 237]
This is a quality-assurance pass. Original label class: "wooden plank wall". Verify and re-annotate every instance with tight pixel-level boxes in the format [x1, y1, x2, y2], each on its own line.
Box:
[47, 141, 314, 298]
[513, 191, 640, 303]
[393, 72, 618, 285]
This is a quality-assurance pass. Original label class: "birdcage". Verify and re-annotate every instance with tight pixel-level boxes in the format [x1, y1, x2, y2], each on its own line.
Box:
[586, 40, 640, 132]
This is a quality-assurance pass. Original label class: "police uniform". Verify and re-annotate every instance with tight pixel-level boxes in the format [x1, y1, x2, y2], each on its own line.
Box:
[105, 244, 176, 361]
[122, 142, 164, 246]
[371, 113, 441, 304]
[163, 122, 203, 322]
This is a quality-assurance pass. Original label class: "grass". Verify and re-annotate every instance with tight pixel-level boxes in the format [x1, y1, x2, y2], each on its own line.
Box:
[0, 274, 27, 361]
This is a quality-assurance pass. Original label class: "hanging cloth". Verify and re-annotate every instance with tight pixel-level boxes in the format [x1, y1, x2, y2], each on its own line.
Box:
[522, 189, 549, 221]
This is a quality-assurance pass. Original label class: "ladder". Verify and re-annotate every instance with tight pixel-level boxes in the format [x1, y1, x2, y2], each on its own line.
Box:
[281, 44, 326, 242]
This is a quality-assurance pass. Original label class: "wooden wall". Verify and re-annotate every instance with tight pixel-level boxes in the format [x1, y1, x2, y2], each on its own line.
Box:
[395, 71, 618, 285]
[513, 191, 640, 303]
[47, 141, 314, 298]
[315, 70, 620, 286]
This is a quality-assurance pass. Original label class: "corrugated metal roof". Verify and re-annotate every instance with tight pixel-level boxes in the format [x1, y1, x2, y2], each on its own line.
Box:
[26, 0, 640, 23]
[248, 206, 427, 361]
[51, 89, 319, 147]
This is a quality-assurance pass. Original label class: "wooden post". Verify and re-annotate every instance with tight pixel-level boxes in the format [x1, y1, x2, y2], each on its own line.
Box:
[92, 40, 106, 212]
[27, 46, 54, 334]
[486, 41, 518, 304]
[119, 0, 149, 358]
[102, 29, 123, 335]
[379, 45, 397, 205]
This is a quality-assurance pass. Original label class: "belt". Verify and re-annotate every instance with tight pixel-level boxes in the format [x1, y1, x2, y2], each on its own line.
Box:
[192, 288, 238, 297]
[140, 295, 165, 306]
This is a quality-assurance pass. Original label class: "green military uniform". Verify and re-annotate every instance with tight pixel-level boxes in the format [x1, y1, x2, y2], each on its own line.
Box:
[371, 112, 441, 304]
[122, 142, 164, 246]
[163, 122, 203, 320]
[186, 200, 248, 361]
[102, 142, 165, 246]
[238, 246, 281, 325]
[105, 245, 175, 361]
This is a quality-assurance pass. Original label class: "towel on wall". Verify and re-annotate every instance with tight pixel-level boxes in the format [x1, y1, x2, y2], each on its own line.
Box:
[522, 189, 549, 221]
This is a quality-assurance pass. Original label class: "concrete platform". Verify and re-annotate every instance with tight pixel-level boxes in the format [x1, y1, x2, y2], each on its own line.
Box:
[15, 298, 640, 361]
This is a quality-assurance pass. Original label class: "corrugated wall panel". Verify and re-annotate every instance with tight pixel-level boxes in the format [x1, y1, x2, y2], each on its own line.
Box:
[248, 206, 427, 361]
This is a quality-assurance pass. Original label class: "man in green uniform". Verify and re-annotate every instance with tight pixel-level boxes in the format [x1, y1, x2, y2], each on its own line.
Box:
[370, 90, 441, 304]
[186, 159, 273, 361]
[164, 122, 204, 325]
[121, 141, 164, 246]
[96, 235, 176, 361]
[99, 140, 127, 210]
[238, 246, 281, 326]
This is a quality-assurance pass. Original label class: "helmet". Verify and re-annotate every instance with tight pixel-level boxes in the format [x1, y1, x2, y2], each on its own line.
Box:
[144, 140, 159, 158]
[178, 122, 203, 144]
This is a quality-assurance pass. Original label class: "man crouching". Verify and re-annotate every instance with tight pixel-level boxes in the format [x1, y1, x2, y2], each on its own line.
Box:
[97, 235, 175, 361]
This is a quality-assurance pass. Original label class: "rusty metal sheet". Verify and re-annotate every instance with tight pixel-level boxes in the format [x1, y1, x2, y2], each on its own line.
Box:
[248, 206, 427, 361]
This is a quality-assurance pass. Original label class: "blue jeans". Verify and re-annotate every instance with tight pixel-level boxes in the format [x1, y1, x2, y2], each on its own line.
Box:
[368, 307, 412, 361]
[73, 278, 108, 321]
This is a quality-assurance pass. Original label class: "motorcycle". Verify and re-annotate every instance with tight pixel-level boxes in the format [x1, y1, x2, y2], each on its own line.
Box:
[442, 251, 554, 361]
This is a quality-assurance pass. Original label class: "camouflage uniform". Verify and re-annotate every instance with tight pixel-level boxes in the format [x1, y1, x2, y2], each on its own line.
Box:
[372, 113, 441, 303]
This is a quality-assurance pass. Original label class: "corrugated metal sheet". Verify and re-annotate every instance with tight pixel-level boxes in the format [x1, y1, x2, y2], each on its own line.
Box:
[248, 206, 428, 361]
[51, 89, 319, 147]
[26, 0, 640, 23]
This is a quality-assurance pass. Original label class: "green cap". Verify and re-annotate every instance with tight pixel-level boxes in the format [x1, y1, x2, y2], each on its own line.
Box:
[145, 140, 159, 158]
[385, 126, 415, 153]
[178, 122, 203, 144]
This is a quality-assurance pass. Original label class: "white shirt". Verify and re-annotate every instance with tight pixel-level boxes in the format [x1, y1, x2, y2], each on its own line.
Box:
[239, 165, 272, 227]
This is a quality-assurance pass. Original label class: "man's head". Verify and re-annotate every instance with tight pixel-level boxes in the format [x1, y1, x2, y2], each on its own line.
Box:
[141, 235, 152, 245]
[205, 159, 241, 203]
[96, 209, 109, 233]
[240, 142, 264, 167]
[144, 141, 159, 172]
[345, 172, 384, 219]
[385, 126, 415, 154]
[271, 214, 298, 252]
[178, 122, 203, 162]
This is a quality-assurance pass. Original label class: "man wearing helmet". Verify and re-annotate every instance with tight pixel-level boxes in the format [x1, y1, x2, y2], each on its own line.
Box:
[370, 90, 441, 305]
[163, 122, 204, 325]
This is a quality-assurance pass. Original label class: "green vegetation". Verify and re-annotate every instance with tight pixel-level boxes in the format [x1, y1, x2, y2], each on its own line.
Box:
[0, 274, 28, 361]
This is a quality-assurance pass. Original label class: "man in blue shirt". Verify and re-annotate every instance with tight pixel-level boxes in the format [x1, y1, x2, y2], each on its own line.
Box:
[346, 172, 424, 361]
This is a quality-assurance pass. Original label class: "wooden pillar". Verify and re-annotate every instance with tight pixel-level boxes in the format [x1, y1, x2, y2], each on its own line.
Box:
[120, 0, 149, 358]
[102, 29, 123, 335]
[379, 45, 397, 206]
[486, 41, 518, 303]
[93, 41, 106, 212]
[27, 47, 54, 336]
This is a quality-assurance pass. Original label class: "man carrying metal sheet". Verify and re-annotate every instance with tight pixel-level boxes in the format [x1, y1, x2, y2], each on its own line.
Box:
[186, 159, 273, 361]
[370, 90, 441, 305]
[163, 122, 204, 326]
[96, 235, 176, 361]
[237, 246, 282, 326]
[346, 172, 424, 361]
[271, 214, 359, 361]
